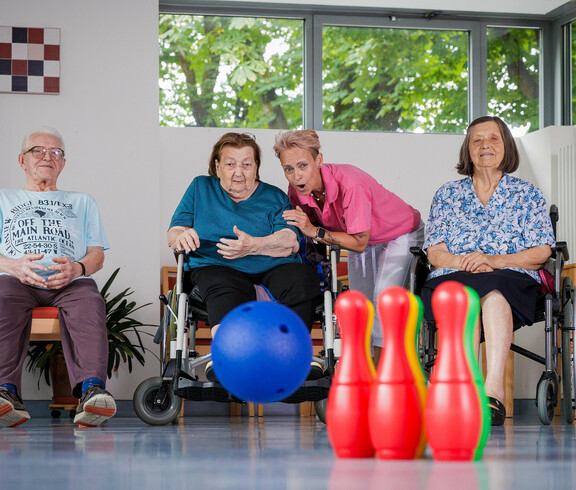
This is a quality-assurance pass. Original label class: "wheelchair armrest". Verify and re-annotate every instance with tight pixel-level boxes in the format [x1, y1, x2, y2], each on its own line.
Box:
[550, 241, 568, 296]
[409, 247, 432, 295]
[553, 241, 569, 262]
[410, 246, 430, 267]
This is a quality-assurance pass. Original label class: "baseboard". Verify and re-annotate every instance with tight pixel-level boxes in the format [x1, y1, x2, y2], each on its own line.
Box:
[23, 399, 310, 419]
[514, 398, 538, 417]
[23, 398, 557, 420]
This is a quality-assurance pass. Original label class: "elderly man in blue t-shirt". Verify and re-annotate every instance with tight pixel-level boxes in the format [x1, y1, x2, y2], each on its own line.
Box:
[0, 127, 115, 427]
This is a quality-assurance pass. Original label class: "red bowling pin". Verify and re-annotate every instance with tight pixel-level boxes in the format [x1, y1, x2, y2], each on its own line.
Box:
[369, 286, 423, 459]
[425, 281, 483, 461]
[326, 290, 376, 458]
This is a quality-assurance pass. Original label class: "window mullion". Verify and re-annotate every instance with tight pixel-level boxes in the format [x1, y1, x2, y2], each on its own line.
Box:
[469, 23, 487, 123]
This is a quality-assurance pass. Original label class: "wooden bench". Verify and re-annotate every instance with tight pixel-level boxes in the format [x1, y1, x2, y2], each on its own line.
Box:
[30, 307, 60, 341]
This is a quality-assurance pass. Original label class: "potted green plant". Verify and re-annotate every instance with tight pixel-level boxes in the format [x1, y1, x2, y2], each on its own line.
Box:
[26, 268, 154, 391]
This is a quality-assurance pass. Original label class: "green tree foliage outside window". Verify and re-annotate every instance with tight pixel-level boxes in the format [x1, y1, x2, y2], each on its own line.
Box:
[322, 26, 469, 133]
[159, 14, 541, 134]
[159, 14, 304, 128]
[487, 27, 540, 134]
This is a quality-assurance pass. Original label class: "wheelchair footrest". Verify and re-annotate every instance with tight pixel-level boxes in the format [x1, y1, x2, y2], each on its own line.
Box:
[174, 379, 237, 403]
[281, 376, 331, 404]
[173, 376, 331, 404]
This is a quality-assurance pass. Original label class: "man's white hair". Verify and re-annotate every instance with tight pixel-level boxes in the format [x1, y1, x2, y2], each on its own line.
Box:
[21, 126, 65, 153]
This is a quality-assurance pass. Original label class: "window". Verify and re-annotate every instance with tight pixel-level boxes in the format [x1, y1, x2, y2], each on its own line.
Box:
[487, 27, 541, 135]
[322, 26, 469, 133]
[159, 4, 553, 133]
[159, 14, 304, 128]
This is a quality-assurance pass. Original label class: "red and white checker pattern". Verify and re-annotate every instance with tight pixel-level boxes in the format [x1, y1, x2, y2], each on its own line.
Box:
[0, 26, 60, 94]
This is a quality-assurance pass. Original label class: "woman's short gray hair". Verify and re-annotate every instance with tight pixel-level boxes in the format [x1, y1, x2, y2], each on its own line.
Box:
[273, 129, 321, 159]
[21, 126, 65, 153]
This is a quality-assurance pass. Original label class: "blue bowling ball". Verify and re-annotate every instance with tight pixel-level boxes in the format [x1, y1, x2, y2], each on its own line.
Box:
[211, 301, 313, 403]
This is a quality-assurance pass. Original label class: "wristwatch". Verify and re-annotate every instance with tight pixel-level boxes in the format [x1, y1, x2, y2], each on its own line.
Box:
[313, 227, 326, 244]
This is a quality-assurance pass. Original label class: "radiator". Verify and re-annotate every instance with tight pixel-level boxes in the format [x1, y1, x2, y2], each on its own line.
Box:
[556, 145, 576, 264]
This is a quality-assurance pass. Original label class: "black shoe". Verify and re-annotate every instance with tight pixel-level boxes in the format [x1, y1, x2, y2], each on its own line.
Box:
[307, 361, 324, 380]
[0, 387, 30, 427]
[488, 396, 506, 426]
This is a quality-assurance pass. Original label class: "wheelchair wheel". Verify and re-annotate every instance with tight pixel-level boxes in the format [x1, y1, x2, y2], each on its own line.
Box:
[314, 398, 327, 424]
[537, 378, 555, 425]
[561, 277, 576, 424]
[133, 377, 182, 426]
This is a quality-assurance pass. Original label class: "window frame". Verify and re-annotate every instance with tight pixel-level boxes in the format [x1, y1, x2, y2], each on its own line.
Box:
[160, 1, 555, 133]
[550, 2, 576, 126]
[313, 15, 475, 132]
[484, 23, 546, 133]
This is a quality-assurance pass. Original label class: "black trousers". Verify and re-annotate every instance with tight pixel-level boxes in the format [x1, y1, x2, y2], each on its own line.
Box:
[187, 263, 322, 330]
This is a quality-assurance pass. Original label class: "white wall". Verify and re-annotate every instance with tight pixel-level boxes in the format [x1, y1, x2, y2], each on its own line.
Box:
[3, 0, 573, 401]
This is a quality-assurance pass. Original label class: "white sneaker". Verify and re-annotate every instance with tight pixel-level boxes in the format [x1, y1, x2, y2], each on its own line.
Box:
[73, 386, 116, 427]
[0, 387, 30, 427]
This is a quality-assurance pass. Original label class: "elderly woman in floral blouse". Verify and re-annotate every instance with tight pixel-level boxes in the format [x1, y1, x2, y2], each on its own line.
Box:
[420, 116, 555, 426]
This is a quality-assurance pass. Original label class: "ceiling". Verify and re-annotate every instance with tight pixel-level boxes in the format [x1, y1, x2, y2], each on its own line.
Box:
[219, 0, 573, 17]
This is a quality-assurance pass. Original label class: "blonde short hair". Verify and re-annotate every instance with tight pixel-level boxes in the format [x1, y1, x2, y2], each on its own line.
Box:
[273, 129, 321, 159]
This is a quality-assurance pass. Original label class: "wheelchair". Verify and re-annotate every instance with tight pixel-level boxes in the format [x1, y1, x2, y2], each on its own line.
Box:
[132, 245, 343, 426]
[409, 205, 576, 425]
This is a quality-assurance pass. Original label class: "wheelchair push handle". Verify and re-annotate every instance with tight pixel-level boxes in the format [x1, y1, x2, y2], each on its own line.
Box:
[550, 204, 558, 223]
[550, 204, 558, 238]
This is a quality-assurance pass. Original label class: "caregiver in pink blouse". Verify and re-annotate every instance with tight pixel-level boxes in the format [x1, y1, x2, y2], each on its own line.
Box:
[274, 129, 424, 365]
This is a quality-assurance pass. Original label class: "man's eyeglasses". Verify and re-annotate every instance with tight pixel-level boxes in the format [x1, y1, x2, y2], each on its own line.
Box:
[24, 146, 65, 161]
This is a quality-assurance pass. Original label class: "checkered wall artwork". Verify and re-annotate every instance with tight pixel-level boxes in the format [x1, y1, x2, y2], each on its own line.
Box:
[0, 26, 61, 94]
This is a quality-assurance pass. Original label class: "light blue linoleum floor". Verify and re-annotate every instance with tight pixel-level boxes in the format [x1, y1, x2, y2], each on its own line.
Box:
[1, 403, 576, 489]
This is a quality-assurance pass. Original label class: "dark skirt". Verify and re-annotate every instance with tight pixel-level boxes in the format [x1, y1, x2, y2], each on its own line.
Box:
[420, 270, 541, 327]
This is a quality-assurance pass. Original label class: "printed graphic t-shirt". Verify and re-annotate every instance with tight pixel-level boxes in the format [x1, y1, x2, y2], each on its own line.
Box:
[0, 189, 110, 280]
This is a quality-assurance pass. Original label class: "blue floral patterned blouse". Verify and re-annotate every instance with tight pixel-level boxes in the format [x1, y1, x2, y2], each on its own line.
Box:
[424, 173, 555, 283]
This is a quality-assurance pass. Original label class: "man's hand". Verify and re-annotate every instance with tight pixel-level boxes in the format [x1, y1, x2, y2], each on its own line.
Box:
[217, 226, 257, 259]
[45, 256, 79, 289]
[11, 254, 48, 288]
